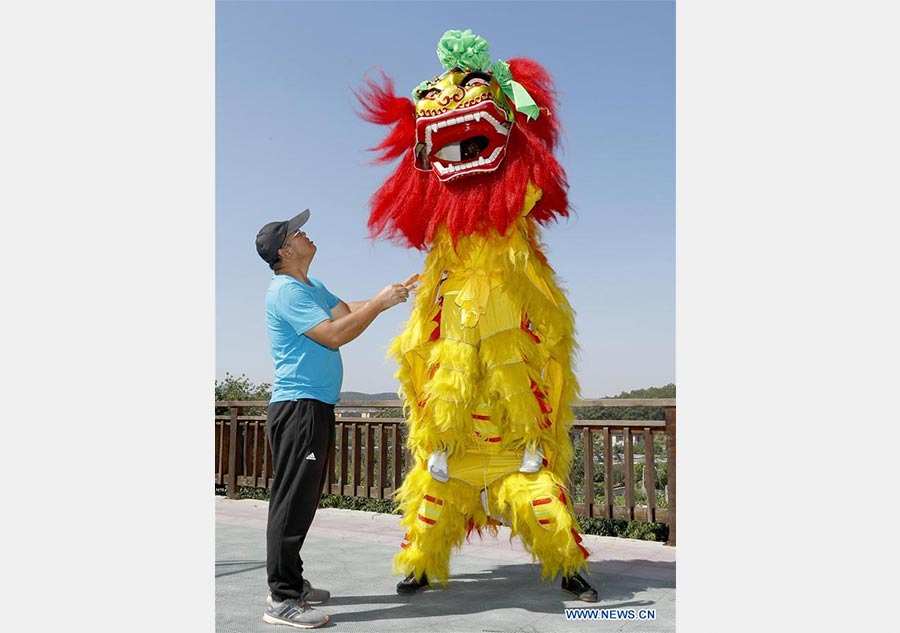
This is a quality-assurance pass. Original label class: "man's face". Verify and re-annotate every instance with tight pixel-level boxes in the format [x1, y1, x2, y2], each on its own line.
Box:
[280, 229, 316, 261]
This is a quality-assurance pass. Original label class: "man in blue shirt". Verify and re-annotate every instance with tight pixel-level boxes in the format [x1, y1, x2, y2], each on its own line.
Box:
[256, 209, 417, 629]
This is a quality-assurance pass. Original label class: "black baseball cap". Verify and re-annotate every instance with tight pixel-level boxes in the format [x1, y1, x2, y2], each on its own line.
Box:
[255, 209, 310, 266]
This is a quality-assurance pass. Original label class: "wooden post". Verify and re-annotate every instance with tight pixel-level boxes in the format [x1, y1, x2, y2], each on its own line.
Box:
[624, 427, 634, 521]
[241, 421, 249, 488]
[337, 422, 348, 495]
[351, 423, 361, 496]
[392, 425, 402, 490]
[226, 406, 241, 499]
[603, 427, 613, 519]
[582, 427, 594, 516]
[216, 421, 225, 485]
[378, 424, 388, 499]
[644, 427, 656, 523]
[665, 407, 676, 546]
[366, 423, 375, 497]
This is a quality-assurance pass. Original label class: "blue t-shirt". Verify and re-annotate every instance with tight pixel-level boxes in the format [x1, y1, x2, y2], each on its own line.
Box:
[265, 274, 343, 404]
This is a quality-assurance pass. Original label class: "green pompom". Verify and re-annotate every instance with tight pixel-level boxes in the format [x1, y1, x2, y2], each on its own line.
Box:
[436, 29, 491, 71]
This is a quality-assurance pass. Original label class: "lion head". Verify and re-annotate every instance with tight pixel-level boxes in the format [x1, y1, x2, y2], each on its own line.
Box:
[411, 66, 515, 182]
[357, 29, 570, 250]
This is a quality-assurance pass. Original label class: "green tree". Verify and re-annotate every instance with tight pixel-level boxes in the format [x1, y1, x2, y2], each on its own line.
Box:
[215, 373, 271, 415]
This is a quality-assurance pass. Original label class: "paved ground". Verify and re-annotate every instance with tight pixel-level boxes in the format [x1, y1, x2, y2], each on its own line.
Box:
[216, 497, 675, 632]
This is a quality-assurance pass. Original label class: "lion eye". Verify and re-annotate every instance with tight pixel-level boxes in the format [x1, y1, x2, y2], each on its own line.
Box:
[461, 72, 491, 88]
[420, 87, 440, 99]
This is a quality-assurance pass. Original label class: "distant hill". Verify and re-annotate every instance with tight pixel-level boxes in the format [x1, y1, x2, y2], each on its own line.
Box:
[604, 384, 675, 399]
[339, 391, 399, 402]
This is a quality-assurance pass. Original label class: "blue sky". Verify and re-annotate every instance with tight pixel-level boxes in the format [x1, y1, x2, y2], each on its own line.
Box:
[216, 0, 674, 397]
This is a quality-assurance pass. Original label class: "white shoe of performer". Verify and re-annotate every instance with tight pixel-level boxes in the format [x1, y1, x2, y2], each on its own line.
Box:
[427, 449, 449, 482]
[519, 446, 544, 473]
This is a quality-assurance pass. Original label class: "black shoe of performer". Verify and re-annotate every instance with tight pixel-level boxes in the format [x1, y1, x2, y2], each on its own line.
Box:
[397, 572, 430, 595]
[561, 572, 598, 602]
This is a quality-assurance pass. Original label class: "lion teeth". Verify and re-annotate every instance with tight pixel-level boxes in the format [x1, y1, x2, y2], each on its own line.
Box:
[434, 142, 461, 162]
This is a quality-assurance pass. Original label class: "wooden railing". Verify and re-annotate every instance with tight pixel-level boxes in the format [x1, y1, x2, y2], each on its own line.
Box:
[215, 398, 676, 545]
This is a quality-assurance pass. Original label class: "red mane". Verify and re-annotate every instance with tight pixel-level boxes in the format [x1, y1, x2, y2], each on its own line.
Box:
[357, 59, 569, 250]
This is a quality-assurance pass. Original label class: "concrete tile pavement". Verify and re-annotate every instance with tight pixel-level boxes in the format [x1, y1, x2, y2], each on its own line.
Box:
[216, 497, 675, 632]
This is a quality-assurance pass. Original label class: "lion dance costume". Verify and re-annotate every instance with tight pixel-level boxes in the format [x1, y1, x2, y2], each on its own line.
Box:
[357, 30, 596, 599]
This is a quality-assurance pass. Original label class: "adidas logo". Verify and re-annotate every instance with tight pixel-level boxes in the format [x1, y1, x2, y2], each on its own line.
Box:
[305, 453, 317, 461]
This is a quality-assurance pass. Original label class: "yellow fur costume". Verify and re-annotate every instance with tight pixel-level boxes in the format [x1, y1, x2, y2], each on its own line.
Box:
[391, 183, 590, 585]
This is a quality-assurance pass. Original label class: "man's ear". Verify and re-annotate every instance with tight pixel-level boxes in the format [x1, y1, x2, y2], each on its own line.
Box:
[277, 246, 289, 261]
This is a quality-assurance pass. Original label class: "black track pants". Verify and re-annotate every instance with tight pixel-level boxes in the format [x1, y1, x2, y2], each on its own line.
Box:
[265, 398, 335, 602]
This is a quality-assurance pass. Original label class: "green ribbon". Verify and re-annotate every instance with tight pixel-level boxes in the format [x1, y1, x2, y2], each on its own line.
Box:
[491, 59, 540, 121]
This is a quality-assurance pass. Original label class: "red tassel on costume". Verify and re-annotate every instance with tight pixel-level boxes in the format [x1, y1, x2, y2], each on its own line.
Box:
[571, 528, 590, 558]
[530, 379, 553, 414]
[465, 518, 486, 542]
[429, 310, 442, 341]
[521, 315, 542, 343]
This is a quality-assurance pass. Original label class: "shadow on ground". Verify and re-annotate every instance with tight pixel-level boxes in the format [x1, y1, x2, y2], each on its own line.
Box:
[319, 561, 673, 626]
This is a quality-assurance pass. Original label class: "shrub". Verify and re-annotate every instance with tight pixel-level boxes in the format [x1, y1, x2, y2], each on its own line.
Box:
[319, 494, 399, 513]
[577, 516, 669, 542]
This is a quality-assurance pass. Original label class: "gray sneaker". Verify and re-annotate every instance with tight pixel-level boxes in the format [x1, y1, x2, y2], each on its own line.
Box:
[301, 579, 330, 605]
[263, 597, 330, 629]
[266, 580, 331, 607]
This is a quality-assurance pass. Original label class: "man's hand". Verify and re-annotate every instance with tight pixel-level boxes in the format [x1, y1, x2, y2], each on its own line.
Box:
[402, 273, 419, 290]
[304, 273, 421, 349]
[373, 274, 419, 311]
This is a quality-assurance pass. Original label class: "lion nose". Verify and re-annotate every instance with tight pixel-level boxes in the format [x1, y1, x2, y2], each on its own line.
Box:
[438, 84, 465, 106]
